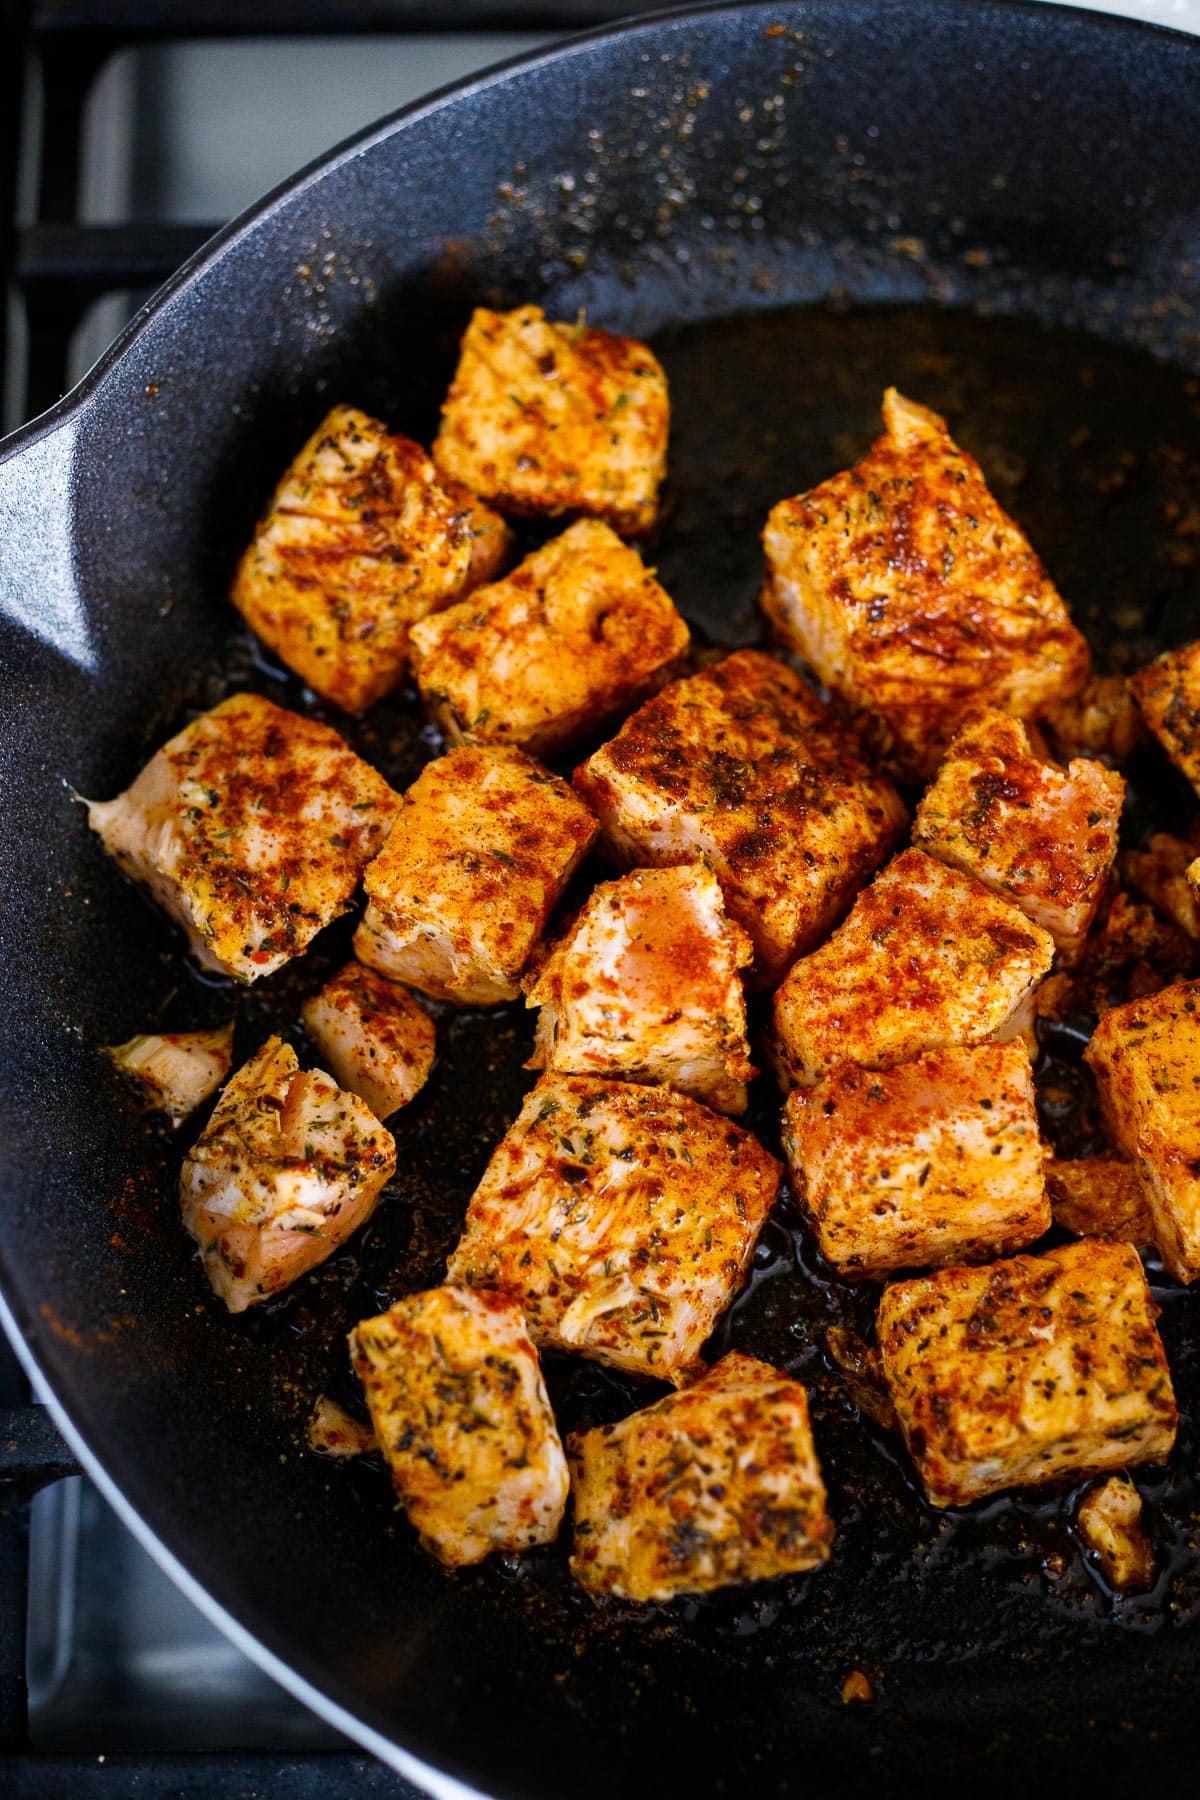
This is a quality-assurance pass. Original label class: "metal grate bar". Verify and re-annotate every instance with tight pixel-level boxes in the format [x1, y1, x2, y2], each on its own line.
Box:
[16, 221, 217, 291]
[29, 0, 657, 34]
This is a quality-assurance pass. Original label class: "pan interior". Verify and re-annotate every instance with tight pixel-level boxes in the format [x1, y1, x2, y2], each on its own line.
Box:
[4, 2, 1200, 1788]
[40, 297, 1200, 1791]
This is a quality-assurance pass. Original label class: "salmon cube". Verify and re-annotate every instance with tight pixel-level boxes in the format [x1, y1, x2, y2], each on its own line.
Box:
[876, 1240, 1177, 1506]
[349, 1285, 568, 1567]
[103, 1023, 234, 1125]
[354, 745, 597, 1004]
[230, 405, 511, 712]
[306, 1396, 376, 1459]
[1131, 641, 1200, 796]
[1084, 978, 1200, 1281]
[1123, 832, 1200, 940]
[179, 1036, 396, 1313]
[761, 388, 1090, 778]
[432, 305, 669, 535]
[574, 649, 907, 983]
[524, 862, 755, 1115]
[1076, 1474, 1155, 1592]
[301, 960, 435, 1120]
[568, 1351, 832, 1601]
[409, 519, 689, 757]
[912, 708, 1124, 954]
[1039, 672, 1147, 765]
[86, 693, 399, 983]
[781, 1043, 1049, 1276]
[445, 1074, 781, 1384]
[771, 848, 1055, 1089]
[1045, 1158, 1155, 1247]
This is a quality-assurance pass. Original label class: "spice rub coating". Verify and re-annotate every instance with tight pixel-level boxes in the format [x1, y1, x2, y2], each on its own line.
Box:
[445, 1074, 781, 1384]
[301, 960, 435, 1120]
[912, 708, 1124, 955]
[1085, 978, 1200, 1282]
[568, 1350, 832, 1601]
[409, 519, 689, 757]
[349, 1285, 568, 1567]
[355, 745, 597, 1004]
[761, 388, 1089, 778]
[1131, 640, 1200, 797]
[87, 693, 399, 984]
[231, 404, 511, 712]
[179, 1036, 396, 1313]
[432, 305, 669, 536]
[877, 1239, 1177, 1507]
[771, 848, 1055, 1090]
[574, 649, 907, 983]
[782, 1043, 1049, 1277]
[525, 862, 755, 1115]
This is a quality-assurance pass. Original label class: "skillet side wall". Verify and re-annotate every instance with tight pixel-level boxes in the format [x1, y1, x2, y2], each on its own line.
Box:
[2, 4, 1200, 1794]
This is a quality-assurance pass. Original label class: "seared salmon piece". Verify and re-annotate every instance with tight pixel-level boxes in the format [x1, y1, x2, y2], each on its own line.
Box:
[1076, 1474, 1155, 1592]
[782, 1043, 1049, 1276]
[349, 1285, 568, 1567]
[86, 692, 398, 984]
[179, 1036, 396, 1313]
[103, 1023, 234, 1125]
[1039, 671, 1147, 765]
[231, 405, 511, 712]
[1084, 978, 1200, 1281]
[771, 848, 1055, 1090]
[1131, 640, 1200, 796]
[913, 708, 1123, 955]
[354, 745, 597, 1004]
[568, 1351, 832, 1601]
[445, 1074, 781, 1384]
[877, 1240, 1177, 1506]
[1045, 1158, 1156, 1247]
[432, 305, 669, 535]
[409, 519, 689, 757]
[1123, 832, 1200, 940]
[301, 960, 435, 1120]
[761, 388, 1089, 778]
[306, 1396, 376, 1459]
[573, 649, 906, 983]
[524, 862, 755, 1115]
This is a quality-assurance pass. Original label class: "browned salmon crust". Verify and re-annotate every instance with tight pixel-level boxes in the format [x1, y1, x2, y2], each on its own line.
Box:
[569, 1351, 832, 1601]
[350, 1285, 568, 1567]
[762, 388, 1090, 777]
[782, 1042, 1049, 1276]
[877, 1239, 1177, 1506]
[301, 960, 436, 1120]
[87, 692, 399, 983]
[410, 519, 689, 757]
[179, 1036, 396, 1313]
[525, 862, 755, 1114]
[574, 649, 907, 982]
[355, 745, 598, 1004]
[1085, 978, 1200, 1282]
[771, 848, 1055, 1089]
[432, 305, 669, 535]
[913, 707, 1124, 954]
[231, 404, 511, 711]
[446, 1073, 781, 1384]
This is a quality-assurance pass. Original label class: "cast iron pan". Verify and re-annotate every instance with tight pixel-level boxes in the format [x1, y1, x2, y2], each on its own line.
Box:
[3, 2, 1200, 1793]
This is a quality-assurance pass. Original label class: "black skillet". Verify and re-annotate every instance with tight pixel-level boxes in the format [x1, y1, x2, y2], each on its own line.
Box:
[3, 2, 1200, 1793]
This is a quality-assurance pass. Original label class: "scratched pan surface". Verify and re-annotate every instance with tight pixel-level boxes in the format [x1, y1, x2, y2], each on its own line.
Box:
[3, 3, 1200, 1794]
